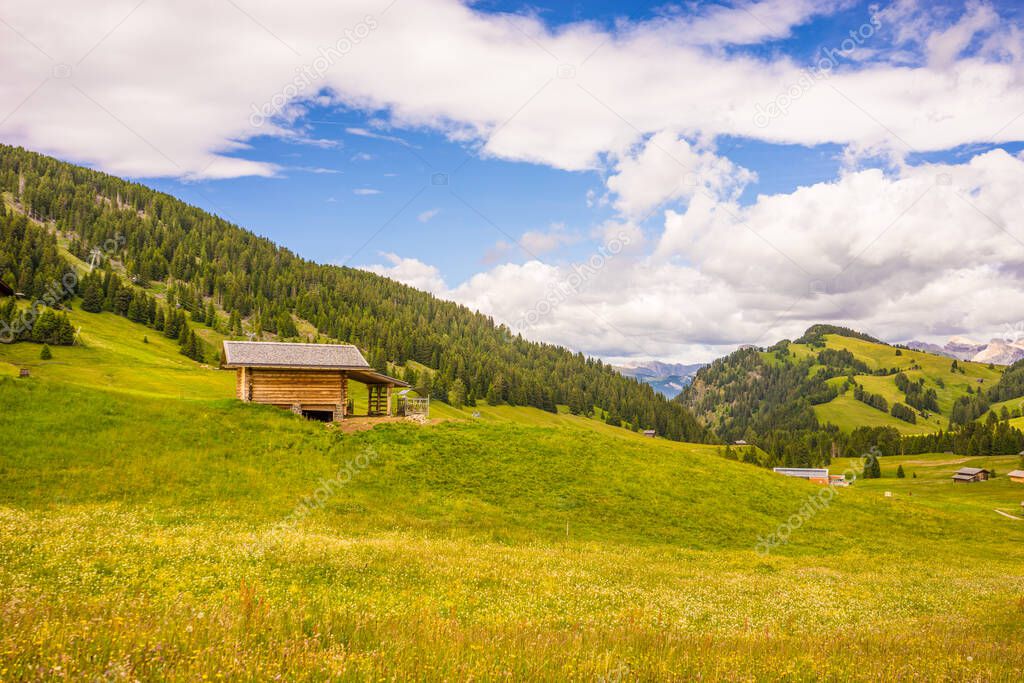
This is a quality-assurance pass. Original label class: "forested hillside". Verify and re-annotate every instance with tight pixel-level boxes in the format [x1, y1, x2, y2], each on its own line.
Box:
[679, 328, 1024, 467]
[0, 145, 706, 442]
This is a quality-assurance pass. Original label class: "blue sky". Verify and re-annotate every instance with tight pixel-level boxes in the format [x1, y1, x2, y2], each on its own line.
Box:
[139, 0, 1020, 271]
[145, 107, 853, 284]
[147, 102, 619, 284]
[138, 1, 883, 279]
[5, 0, 1024, 361]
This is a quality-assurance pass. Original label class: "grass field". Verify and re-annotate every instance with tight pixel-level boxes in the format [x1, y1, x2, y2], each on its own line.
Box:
[813, 392, 939, 435]
[832, 451, 1024, 519]
[2, 315, 1024, 680]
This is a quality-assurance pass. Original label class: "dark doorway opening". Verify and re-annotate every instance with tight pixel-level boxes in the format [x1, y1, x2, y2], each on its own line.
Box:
[302, 409, 334, 422]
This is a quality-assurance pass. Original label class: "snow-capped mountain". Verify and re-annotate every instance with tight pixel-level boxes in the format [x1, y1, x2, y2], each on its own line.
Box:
[905, 336, 1024, 365]
[614, 361, 706, 398]
[972, 339, 1024, 365]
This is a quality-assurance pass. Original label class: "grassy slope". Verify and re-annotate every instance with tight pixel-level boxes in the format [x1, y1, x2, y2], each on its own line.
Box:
[986, 396, 1024, 433]
[0, 310, 808, 548]
[0, 308, 417, 417]
[801, 334, 1003, 434]
[2, 319, 1024, 679]
[0, 307, 232, 399]
[814, 392, 938, 435]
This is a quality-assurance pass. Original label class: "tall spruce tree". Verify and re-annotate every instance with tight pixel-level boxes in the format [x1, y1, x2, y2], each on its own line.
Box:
[81, 278, 104, 313]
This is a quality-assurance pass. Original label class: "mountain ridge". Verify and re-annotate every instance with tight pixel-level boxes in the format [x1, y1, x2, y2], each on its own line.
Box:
[676, 324, 1024, 468]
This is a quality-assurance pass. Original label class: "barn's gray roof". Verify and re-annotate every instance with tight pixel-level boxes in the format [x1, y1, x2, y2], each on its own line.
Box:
[772, 468, 830, 478]
[1006, 470, 1024, 478]
[954, 467, 989, 476]
[221, 341, 370, 369]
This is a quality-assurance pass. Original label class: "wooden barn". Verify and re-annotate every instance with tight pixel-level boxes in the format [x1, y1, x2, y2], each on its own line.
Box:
[1008, 469, 1024, 484]
[221, 341, 408, 421]
[952, 467, 990, 483]
[772, 467, 831, 485]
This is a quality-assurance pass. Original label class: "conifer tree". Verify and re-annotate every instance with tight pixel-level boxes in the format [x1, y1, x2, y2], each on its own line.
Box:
[54, 313, 75, 345]
[163, 307, 178, 339]
[229, 310, 242, 336]
[81, 277, 104, 313]
[448, 378, 467, 408]
[127, 294, 144, 322]
[862, 454, 882, 479]
[189, 331, 204, 362]
[114, 288, 131, 316]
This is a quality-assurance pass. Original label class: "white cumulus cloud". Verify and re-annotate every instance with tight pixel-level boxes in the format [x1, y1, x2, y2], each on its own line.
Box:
[1, 0, 1023, 178]
[364, 253, 447, 294]
[367, 149, 1024, 361]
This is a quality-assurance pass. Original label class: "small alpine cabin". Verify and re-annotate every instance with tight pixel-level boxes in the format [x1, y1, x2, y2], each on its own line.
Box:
[952, 467, 990, 483]
[221, 341, 409, 421]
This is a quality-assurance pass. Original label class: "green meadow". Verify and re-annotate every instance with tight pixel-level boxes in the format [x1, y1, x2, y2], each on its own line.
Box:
[2, 314, 1024, 680]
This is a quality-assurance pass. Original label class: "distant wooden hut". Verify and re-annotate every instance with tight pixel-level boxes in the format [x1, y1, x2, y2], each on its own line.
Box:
[773, 467, 831, 485]
[642, 429, 656, 438]
[0, 278, 13, 297]
[1008, 470, 1024, 484]
[221, 341, 408, 421]
[952, 467, 990, 483]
